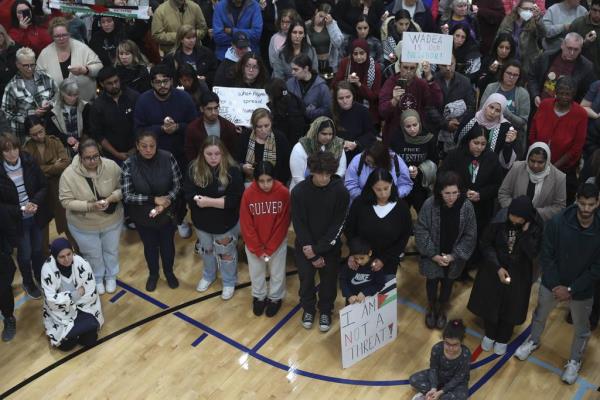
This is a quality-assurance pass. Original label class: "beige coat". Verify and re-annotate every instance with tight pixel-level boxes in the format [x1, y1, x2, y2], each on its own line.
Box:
[23, 135, 70, 233]
[59, 155, 123, 231]
[498, 160, 566, 222]
[36, 39, 103, 102]
[151, 0, 207, 54]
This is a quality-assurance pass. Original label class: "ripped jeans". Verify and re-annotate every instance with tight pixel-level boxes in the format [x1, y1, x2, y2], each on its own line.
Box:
[195, 224, 240, 288]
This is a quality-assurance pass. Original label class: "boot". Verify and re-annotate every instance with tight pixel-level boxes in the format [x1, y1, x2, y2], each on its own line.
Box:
[436, 302, 448, 330]
[425, 302, 436, 329]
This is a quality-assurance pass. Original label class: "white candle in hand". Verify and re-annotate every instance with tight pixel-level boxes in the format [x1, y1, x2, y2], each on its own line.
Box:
[150, 208, 158, 217]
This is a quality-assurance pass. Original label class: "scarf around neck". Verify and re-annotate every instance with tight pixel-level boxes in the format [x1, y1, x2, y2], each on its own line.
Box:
[526, 142, 552, 203]
[400, 109, 434, 145]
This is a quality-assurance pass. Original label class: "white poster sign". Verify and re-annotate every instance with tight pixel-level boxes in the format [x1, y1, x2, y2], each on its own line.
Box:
[401, 32, 453, 65]
[339, 279, 398, 369]
[212, 86, 269, 127]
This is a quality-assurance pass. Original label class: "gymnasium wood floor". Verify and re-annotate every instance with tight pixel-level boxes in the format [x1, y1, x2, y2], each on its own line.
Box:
[1, 225, 599, 400]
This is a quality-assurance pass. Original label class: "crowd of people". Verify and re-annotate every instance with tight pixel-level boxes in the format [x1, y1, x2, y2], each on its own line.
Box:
[1, 0, 600, 397]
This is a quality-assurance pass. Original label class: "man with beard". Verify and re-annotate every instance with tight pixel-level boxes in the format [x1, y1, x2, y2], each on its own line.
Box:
[134, 64, 198, 238]
[515, 183, 600, 385]
[89, 67, 139, 165]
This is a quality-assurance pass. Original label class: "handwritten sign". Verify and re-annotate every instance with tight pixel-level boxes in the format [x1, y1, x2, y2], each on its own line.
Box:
[49, 0, 150, 20]
[212, 86, 270, 127]
[401, 32, 453, 65]
[339, 279, 398, 369]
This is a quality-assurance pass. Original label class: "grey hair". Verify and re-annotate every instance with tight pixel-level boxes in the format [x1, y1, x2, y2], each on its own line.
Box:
[15, 47, 36, 62]
[564, 32, 584, 44]
[59, 77, 79, 96]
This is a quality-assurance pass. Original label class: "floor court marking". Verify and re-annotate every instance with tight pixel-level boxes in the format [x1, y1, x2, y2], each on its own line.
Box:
[108, 290, 127, 304]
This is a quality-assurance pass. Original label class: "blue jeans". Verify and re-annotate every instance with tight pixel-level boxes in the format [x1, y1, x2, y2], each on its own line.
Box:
[68, 220, 122, 283]
[17, 217, 44, 287]
[196, 224, 239, 288]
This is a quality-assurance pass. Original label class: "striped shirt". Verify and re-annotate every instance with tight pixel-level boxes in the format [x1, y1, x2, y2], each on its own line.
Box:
[3, 158, 31, 219]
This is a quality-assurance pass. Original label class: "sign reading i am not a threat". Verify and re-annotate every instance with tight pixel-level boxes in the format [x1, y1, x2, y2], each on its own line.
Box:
[339, 279, 398, 369]
[212, 86, 269, 127]
[401, 32, 453, 65]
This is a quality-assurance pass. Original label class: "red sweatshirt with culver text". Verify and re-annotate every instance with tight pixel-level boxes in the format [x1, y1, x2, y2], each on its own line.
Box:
[240, 180, 291, 257]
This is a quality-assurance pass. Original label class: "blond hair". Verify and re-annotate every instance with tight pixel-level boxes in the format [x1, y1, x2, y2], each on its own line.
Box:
[190, 136, 238, 188]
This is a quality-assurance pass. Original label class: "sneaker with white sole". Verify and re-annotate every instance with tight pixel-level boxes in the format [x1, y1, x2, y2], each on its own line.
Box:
[196, 278, 214, 292]
[96, 282, 106, 295]
[105, 279, 117, 294]
[319, 313, 331, 332]
[481, 336, 494, 352]
[177, 223, 192, 239]
[302, 311, 314, 329]
[561, 359, 581, 384]
[514, 339, 539, 361]
[221, 286, 235, 300]
[494, 342, 508, 355]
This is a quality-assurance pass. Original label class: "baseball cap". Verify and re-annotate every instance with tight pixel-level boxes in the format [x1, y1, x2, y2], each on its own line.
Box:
[232, 31, 250, 48]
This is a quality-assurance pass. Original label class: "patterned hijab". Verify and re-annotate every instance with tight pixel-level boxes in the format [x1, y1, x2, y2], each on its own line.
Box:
[299, 116, 345, 160]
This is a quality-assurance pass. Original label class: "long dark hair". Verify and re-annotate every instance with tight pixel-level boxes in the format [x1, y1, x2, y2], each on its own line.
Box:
[491, 33, 516, 60]
[234, 52, 268, 87]
[254, 161, 276, 180]
[11, 0, 39, 27]
[433, 170, 463, 205]
[281, 20, 310, 63]
[360, 168, 399, 205]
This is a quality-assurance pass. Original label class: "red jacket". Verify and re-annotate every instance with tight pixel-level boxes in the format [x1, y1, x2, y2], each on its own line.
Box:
[240, 180, 290, 257]
[8, 26, 52, 56]
[529, 98, 587, 171]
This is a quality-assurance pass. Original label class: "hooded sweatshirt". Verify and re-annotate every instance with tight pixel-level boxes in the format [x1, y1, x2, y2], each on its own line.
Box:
[240, 180, 291, 256]
[540, 204, 600, 299]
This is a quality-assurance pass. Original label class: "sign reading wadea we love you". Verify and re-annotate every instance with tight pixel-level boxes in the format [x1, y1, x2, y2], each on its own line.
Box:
[401, 32, 453, 65]
[339, 279, 398, 369]
[213, 86, 269, 127]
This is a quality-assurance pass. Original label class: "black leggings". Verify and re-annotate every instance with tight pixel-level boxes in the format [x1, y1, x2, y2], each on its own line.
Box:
[0, 253, 16, 319]
[426, 277, 454, 304]
[484, 319, 514, 343]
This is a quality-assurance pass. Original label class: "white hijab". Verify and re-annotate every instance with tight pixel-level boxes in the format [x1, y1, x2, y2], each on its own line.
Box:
[526, 142, 551, 203]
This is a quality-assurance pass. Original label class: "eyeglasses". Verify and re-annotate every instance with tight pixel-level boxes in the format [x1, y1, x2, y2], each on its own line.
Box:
[152, 79, 171, 86]
[504, 71, 520, 78]
[19, 63, 36, 69]
[82, 154, 100, 162]
[245, 64, 259, 71]
[53, 33, 70, 39]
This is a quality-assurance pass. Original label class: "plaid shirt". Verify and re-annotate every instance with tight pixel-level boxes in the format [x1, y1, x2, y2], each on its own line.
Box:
[1, 71, 57, 141]
[121, 152, 183, 205]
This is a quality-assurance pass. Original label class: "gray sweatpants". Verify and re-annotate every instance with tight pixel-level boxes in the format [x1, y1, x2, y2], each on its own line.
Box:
[530, 285, 593, 362]
[245, 241, 287, 301]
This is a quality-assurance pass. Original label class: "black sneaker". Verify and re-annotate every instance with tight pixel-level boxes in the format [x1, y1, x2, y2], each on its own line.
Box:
[2, 316, 16, 342]
[145, 276, 158, 292]
[301, 311, 314, 329]
[23, 283, 41, 299]
[265, 299, 282, 317]
[253, 298, 266, 316]
[319, 313, 331, 332]
[166, 274, 179, 289]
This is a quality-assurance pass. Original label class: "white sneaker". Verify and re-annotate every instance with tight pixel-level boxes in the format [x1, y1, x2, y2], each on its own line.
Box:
[221, 286, 235, 300]
[177, 223, 192, 239]
[561, 360, 581, 384]
[481, 336, 494, 352]
[411, 394, 425, 400]
[105, 279, 117, 294]
[514, 339, 539, 361]
[96, 282, 105, 295]
[494, 342, 508, 355]
[196, 278, 214, 292]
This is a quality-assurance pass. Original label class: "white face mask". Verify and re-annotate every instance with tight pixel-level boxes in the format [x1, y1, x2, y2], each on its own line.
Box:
[519, 9, 533, 21]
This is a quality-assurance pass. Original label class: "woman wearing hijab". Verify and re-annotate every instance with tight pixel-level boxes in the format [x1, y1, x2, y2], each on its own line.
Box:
[457, 93, 517, 171]
[468, 196, 543, 355]
[332, 38, 382, 124]
[498, 142, 566, 222]
[391, 109, 439, 212]
[41, 237, 103, 351]
[289, 117, 347, 190]
[440, 125, 504, 278]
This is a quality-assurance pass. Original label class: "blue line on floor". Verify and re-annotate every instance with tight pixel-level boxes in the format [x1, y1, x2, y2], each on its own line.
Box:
[251, 303, 302, 352]
[109, 290, 127, 304]
[470, 354, 499, 370]
[468, 325, 531, 396]
[191, 333, 208, 347]
[116, 280, 169, 310]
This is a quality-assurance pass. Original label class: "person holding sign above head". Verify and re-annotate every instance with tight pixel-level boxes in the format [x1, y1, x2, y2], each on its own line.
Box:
[468, 196, 543, 356]
[409, 319, 471, 400]
[339, 237, 386, 306]
[291, 151, 350, 333]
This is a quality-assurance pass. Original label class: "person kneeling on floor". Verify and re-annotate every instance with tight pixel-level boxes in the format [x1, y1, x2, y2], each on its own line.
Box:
[340, 237, 386, 306]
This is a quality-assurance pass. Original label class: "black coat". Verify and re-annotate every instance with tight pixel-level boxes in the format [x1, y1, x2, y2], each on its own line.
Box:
[0, 43, 19, 100]
[236, 130, 291, 184]
[467, 208, 543, 325]
[162, 46, 219, 88]
[0, 152, 51, 229]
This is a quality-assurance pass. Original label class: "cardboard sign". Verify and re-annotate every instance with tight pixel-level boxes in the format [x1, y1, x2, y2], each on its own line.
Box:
[339, 279, 398, 369]
[401, 32, 453, 65]
[212, 86, 270, 127]
[49, 0, 150, 20]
